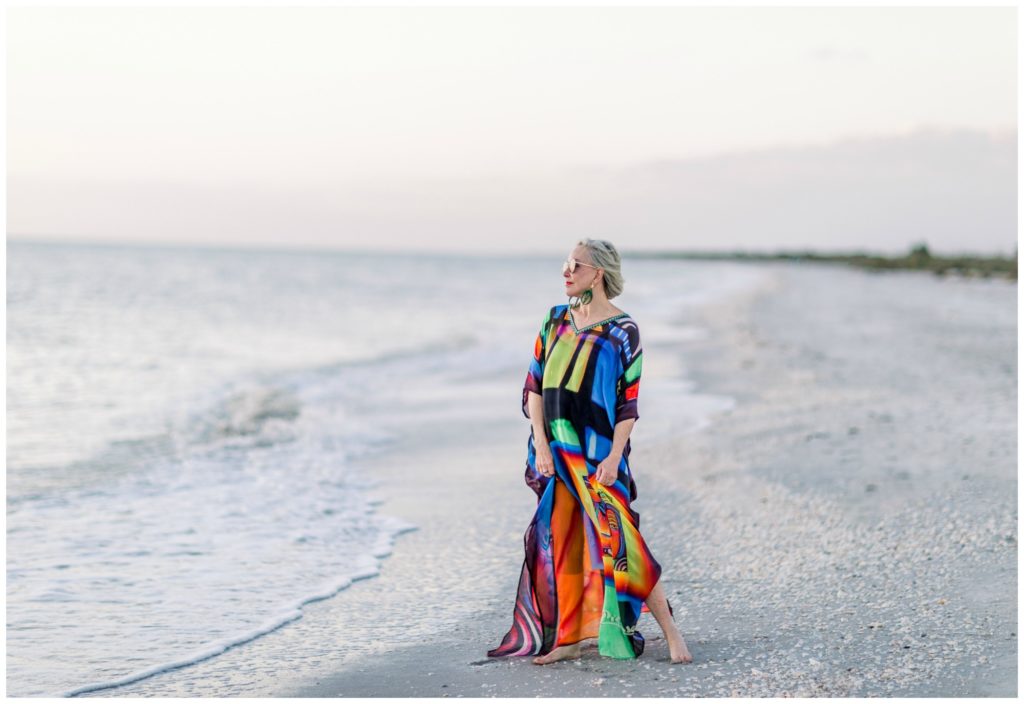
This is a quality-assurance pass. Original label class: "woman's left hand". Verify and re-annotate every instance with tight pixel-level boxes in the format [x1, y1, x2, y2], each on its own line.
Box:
[594, 455, 620, 486]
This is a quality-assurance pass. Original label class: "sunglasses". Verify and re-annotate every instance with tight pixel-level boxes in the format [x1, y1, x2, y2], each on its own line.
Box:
[562, 257, 600, 275]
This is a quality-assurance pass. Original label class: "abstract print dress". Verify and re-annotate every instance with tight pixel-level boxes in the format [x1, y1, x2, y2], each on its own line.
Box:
[488, 303, 663, 660]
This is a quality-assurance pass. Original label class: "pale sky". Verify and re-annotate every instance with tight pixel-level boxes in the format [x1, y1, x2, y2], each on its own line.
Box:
[7, 5, 1018, 255]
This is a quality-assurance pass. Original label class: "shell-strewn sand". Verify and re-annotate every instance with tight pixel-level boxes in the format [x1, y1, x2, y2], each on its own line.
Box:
[280, 263, 1015, 698]
[86, 261, 1015, 697]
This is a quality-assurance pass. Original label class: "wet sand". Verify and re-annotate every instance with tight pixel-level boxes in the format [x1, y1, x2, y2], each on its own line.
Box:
[277, 262, 1015, 698]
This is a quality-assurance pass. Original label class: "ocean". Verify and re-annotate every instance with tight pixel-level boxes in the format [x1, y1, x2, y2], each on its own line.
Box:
[6, 240, 770, 697]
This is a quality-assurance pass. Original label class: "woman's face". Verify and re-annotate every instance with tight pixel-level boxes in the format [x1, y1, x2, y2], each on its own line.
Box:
[563, 246, 602, 297]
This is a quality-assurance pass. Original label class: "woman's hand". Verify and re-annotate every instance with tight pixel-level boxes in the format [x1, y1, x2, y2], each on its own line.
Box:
[594, 454, 621, 485]
[535, 440, 556, 478]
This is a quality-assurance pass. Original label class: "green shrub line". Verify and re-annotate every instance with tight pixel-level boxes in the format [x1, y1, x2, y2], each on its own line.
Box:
[624, 243, 1018, 281]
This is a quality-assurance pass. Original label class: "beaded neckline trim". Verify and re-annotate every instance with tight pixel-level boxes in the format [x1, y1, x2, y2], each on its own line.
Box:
[567, 308, 629, 334]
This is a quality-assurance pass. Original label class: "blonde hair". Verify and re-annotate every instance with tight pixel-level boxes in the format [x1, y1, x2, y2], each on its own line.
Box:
[576, 238, 624, 299]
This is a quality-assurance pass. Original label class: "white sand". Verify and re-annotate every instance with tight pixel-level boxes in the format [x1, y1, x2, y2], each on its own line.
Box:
[89, 261, 1016, 697]
[281, 262, 1015, 698]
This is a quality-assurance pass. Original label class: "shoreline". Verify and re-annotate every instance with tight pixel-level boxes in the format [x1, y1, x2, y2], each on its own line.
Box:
[283, 262, 1016, 698]
[75, 260, 1015, 697]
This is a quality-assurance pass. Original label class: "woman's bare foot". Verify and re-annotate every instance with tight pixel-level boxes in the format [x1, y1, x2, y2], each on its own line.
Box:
[645, 581, 692, 663]
[532, 642, 582, 665]
[667, 632, 693, 664]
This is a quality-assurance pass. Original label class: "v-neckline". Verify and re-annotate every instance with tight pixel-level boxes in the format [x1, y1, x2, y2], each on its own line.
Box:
[567, 306, 628, 334]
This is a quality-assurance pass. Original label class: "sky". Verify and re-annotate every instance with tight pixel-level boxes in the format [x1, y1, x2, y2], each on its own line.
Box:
[7, 5, 1018, 255]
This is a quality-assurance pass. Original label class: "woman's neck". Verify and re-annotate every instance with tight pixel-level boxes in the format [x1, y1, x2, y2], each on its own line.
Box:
[570, 297, 621, 320]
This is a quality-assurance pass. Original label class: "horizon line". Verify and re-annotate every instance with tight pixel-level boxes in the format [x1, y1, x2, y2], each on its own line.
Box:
[7, 234, 1016, 260]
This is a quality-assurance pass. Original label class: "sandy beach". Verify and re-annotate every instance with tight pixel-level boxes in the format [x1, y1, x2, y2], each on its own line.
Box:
[280, 262, 1016, 698]
[83, 261, 1016, 698]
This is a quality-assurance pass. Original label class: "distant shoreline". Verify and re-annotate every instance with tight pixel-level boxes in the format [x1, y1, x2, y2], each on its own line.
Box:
[625, 244, 1018, 282]
[10, 237, 1018, 281]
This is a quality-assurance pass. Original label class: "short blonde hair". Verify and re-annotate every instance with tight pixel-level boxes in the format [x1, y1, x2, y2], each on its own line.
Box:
[576, 238, 624, 299]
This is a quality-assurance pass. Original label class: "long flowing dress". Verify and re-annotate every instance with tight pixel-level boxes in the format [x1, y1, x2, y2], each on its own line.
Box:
[488, 303, 663, 660]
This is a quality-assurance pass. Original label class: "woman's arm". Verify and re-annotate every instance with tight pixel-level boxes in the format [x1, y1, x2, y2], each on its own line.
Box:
[526, 390, 546, 443]
[608, 418, 636, 463]
[528, 390, 556, 478]
[595, 418, 636, 485]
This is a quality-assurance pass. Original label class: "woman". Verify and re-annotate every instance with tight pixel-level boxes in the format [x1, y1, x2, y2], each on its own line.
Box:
[488, 239, 693, 665]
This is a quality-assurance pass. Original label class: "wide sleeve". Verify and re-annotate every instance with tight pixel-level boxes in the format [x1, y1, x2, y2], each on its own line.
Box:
[614, 319, 643, 424]
[522, 307, 553, 419]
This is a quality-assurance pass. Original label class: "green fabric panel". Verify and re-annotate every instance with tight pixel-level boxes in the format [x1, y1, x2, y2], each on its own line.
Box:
[543, 334, 575, 390]
[624, 352, 643, 383]
[597, 584, 637, 659]
[549, 418, 579, 446]
[566, 337, 594, 392]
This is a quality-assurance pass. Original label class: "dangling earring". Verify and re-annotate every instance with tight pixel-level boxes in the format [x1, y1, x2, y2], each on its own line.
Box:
[580, 275, 599, 306]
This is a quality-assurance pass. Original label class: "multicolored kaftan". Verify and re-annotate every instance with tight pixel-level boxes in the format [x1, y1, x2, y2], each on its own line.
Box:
[488, 303, 662, 660]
